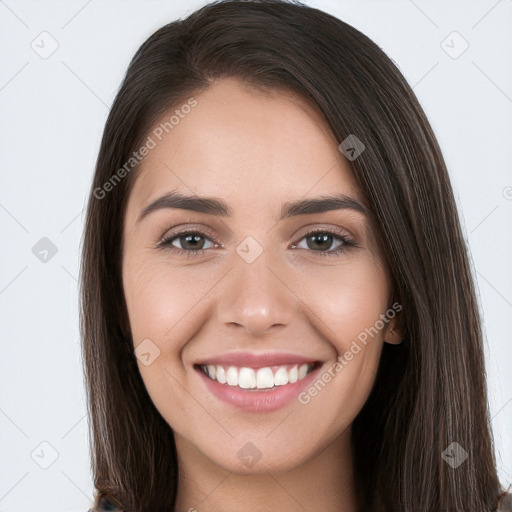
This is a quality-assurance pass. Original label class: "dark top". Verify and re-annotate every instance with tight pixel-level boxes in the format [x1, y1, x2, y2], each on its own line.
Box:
[88, 495, 121, 511]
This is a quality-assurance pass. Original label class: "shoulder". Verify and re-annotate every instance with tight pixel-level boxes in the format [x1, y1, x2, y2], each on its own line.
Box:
[88, 494, 123, 512]
[497, 490, 512, 511]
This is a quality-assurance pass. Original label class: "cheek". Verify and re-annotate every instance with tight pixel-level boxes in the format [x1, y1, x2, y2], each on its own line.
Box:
[293, 339, 383, 458]
[122, 257, 217, 420]
[293, 260, 389, 407]
[122, 256, 223, 417]
[123, 256, 217, 345]
[298, 258, 390, 348]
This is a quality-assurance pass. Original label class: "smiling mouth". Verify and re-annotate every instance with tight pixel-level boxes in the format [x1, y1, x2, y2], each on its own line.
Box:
[196, 361, 321, 391]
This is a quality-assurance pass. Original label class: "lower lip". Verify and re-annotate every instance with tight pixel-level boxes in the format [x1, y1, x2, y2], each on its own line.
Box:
[196, 364, 322, 413]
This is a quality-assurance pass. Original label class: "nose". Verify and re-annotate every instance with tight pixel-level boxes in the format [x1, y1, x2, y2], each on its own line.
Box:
[216, 247, 296, 337]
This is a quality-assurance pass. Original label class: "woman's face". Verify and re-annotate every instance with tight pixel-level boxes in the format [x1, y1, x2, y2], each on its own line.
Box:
[122, 78, 400, 474]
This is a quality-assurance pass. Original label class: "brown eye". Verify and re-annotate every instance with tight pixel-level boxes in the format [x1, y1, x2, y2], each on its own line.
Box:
[173, 233, 209, 251]
[159, 230, 216, 256]
[293, 229, 357, 257]
[305, 232, 335, 251]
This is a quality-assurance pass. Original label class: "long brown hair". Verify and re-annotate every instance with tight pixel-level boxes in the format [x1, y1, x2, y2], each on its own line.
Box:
[80, 1, 507, 510]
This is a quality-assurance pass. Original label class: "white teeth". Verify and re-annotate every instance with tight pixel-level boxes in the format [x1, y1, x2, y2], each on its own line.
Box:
[298, 363, 308, 380]
[216, 365, 226, 384]
[201, 362, 314, 389]
[207, 364, 216, 379]
[238, 367, 256, 389]
[274, 367, 289, 386]
[256, 367, 274, 389]
[226, 366, 238, 386]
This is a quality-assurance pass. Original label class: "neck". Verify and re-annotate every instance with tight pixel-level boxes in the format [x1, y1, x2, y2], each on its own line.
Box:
[174, 426, 358, 512]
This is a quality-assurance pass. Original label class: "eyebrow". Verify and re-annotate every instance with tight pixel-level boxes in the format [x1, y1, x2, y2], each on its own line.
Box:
[137, 190, 368, 223]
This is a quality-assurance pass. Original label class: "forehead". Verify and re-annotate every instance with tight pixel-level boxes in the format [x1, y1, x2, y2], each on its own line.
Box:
[125, 78, 363, 221]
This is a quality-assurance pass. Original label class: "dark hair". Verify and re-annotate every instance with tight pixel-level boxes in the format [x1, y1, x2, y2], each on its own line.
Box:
[80, 1, 507, 510]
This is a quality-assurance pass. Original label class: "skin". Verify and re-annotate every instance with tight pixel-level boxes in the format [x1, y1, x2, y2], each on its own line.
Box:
[122, 78, 403, 512]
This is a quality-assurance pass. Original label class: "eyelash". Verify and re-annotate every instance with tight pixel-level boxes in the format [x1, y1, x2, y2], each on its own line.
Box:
[157, 228, 358, 258]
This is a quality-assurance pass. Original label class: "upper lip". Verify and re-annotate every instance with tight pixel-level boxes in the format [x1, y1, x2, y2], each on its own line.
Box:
[195, 352, 321, 369]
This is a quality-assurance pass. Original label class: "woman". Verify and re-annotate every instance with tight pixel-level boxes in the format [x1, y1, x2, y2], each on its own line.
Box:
[81, 1, 510, 510]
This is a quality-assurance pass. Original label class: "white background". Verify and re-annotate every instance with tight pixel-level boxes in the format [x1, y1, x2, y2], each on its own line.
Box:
[0, 1, 511, 511]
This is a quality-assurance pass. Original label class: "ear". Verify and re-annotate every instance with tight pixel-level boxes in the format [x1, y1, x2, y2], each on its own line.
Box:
[382, 310, 404, 345]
